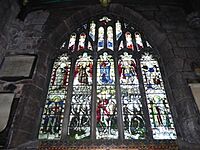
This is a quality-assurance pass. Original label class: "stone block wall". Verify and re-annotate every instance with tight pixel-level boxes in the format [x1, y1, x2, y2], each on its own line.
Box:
[0, 2, 200, 149]
[0, 1, 49, 148]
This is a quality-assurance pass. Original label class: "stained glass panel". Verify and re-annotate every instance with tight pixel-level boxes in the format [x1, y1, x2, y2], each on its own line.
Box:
[107, 26, 114, 50]
[99, 16, 111, 25]
[39, 54, 70, 139]
[118, 52, 146, 139]
[118, 41, 124, 51]
[125, 32, 134, 50]
[60, 42, 66, 49]
[68, 52, 93, 140]
[89, 21, 96, 41]
[40, 16, 177, 141]
[96, 52, 118, 139]
[68, 33, 76, 50]
[116, 20, 122, 40]
[88, 41, 93, 50]
[135, 32, 143, 50]
[140, 53, 176, 139]
[146, 41, 152, 48]
[98, 27, 104, 51]
[78, 33, 86, 51]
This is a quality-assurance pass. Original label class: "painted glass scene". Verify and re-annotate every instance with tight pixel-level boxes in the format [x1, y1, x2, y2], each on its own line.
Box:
[98, 27, 105, 51]
[125, 32, 134, 50]
[78, 33, 86, 51]
[135, 32, 144, 50]
[96, 52, 118, 139]
[118, 52, 146, 139]
[89, 21, 96, 41]
[40, 16, 177, 141]
[116, 20, 122, 40]
[68, 53, 93, 140]
[39, 54, 71, 139]
[140, 53, 177, 139]
[68, 33, 76, 51]
[107, 26, 114, 50]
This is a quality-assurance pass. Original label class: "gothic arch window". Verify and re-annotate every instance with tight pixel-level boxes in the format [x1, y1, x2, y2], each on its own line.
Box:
[38, 16, 177, 141]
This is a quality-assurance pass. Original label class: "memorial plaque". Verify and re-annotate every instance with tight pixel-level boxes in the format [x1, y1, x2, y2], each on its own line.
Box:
[0, 55, 36, 81]
[0, 93, 14, 132]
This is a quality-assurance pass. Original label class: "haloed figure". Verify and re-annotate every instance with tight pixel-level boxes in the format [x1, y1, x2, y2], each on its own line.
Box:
[99, 52, 113, 84]
[74, 52, 93, 85]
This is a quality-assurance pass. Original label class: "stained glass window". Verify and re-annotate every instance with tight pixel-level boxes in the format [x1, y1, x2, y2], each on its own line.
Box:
[39, 16, 177, 141]
[118, 52, 146, 139]
[39, 54, 70, 139]
[68, 52, 93, 140]
[140, 53, 176, 139]
[96, 52, 117, 139]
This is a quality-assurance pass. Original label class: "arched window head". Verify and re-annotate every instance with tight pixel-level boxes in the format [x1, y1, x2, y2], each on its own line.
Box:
[38, 16, 177, 141]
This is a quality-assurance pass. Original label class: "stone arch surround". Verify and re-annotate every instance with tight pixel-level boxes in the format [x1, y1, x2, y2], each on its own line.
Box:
[8, 4, 200, 149]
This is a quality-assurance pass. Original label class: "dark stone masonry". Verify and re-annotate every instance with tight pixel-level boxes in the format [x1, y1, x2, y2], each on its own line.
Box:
[0, 0, 200, 149]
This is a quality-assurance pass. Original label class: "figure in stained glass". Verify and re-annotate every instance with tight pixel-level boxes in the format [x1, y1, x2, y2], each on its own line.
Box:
[78, 33, 86, 50]
[68, 95, 91, 139]
[98, 27, 104, 50]
[141, 53, 176, 139]
[96, 86, 118, 139]
[42, 96, 63, 133]
[39, 54, 70, 140]
[68, 33, 76, 50]
[74, 53, 93, 85]
[125, 32, 134, 50]
[121, 91, 146, 139]
[135, 32, 143, 50]
[99, 52, 113, 84]
[68, 52, 93, 140]
[118, 52, 137, 84]
[51, 56, 69, 89]
[40, 16, 177, 141]
[39, 94, 66, 139]
[116, 20, 122, 40]
[89, 21, 96, 41]
[107, 26, 114, 50]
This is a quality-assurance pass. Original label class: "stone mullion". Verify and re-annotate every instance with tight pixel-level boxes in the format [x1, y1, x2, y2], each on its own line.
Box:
[113, 20, 117, 52]
[104, 26, 107, 50]
[136, 59, 153, 140]
[91, 54, 97, 140]
[61, 57, 76, 141]
[114, 56, 124, 140]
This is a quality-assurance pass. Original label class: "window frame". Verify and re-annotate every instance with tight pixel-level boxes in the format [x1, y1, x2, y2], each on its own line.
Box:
[38, 15, 177, 142]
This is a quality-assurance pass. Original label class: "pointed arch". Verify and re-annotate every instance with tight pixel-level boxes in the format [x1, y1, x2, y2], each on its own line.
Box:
[38, 11, 177, 141]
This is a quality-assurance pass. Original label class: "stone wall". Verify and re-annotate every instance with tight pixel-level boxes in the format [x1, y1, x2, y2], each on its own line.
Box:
[0, 1, 49, 148]
[0, 2, 200, 149]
